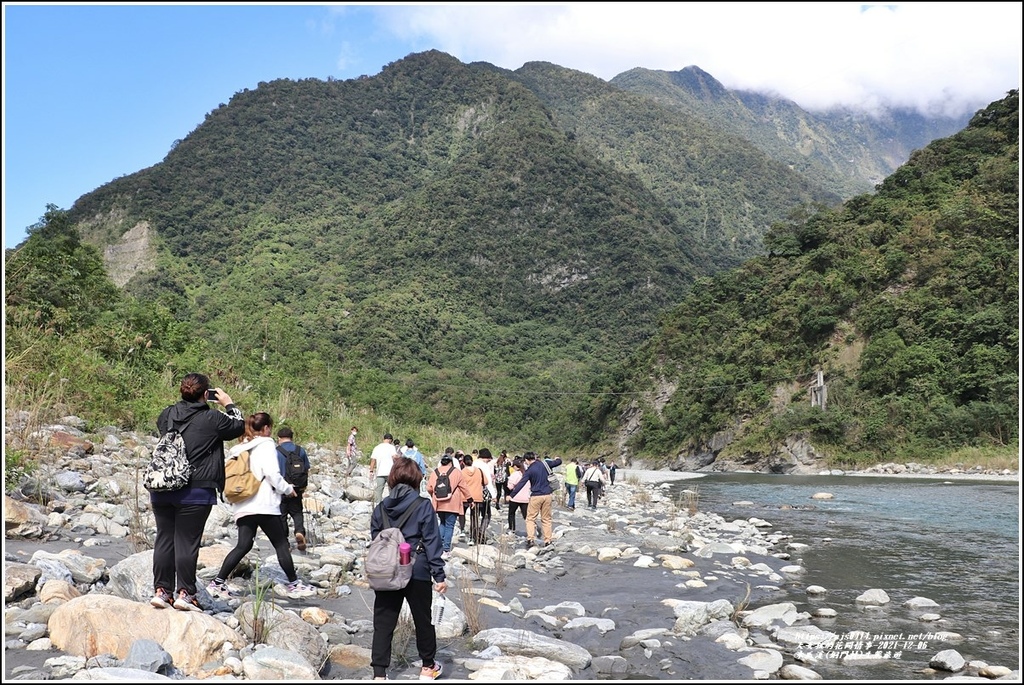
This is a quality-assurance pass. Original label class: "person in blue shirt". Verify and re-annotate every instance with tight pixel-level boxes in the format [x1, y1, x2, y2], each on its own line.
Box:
[505, 451, 562, 546]
[403, 438, 428, 494]
[276, 426, 312, 551]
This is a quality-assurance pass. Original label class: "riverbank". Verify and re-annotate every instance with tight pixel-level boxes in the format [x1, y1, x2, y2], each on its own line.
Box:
[4, 419, 1019, 681]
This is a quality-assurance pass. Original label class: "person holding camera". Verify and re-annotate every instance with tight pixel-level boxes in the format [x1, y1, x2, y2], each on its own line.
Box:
[151, 373, 244, 612]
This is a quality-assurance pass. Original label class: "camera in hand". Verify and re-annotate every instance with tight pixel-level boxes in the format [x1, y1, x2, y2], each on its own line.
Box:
[206, 389, 218, 401]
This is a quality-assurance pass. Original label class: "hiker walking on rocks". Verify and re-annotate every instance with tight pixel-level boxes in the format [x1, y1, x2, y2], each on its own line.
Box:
[276, 426, 311, 551]
[506, 451, 562, 546]
[583, 460, 607, 510]
[370, 458, 447, 680]
[345, 426, 359, 475]
[460, 454, 491, 545]
[208, 412, 317, 601]
[564, 458, 582, 511]
[427, 452, 468, 559]
[369, 433, 398, 506]
[151, 373, 245, 612]
[402, 438, 428, 494]
[492, 451, 510, 509]
[505, 458, 531, 534]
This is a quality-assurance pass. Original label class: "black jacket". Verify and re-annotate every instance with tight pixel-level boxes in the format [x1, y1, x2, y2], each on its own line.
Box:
[157, 400, 245, 491]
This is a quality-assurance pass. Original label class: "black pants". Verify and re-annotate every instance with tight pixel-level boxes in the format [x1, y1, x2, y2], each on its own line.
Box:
[507, 501, 528, 532]
[494, 481, 509, 507]
[152, 502, 212, 595]
[469, 501, 491, 544]
[586, 482, 601, 508]
[217, 514, 297, 583]
[280, 488, 306, 536]
[371, 579, 437, 678]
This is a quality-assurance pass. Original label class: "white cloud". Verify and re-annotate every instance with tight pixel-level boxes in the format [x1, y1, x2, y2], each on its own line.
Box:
[374, 3, 1021, 117]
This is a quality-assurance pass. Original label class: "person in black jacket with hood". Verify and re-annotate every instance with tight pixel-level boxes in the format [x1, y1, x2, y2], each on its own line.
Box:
[369, 457, 447, 680]
[150, 372, 244, 612]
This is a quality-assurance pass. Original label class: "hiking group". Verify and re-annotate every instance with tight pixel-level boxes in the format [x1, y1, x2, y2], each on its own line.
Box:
[145, 372, 618, 680]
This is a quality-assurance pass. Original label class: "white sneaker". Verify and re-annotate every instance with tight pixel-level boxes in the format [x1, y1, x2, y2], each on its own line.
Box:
[285, 579, 317, 597]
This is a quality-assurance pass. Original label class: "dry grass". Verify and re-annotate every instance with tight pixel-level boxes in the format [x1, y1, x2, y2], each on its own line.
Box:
[459, 585, 484, 635]
[679, 486, 700, 515]
[390, 613, 417, 667]
[732, 582, 752, 625]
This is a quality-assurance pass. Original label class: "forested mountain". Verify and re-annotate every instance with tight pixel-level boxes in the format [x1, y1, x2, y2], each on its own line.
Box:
[508, 61, 838, 268]
[610, 65, 972, 201]
[6, 51, 1012, 465]
[595, 91, 1018, 468]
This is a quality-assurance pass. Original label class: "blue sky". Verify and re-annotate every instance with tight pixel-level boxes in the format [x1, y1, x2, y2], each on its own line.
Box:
[3, 3, 1021, 249]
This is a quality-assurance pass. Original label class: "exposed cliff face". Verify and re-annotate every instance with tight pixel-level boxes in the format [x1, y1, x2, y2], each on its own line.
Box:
[75, 207, 157, 288]
[99, 221, 156, 287]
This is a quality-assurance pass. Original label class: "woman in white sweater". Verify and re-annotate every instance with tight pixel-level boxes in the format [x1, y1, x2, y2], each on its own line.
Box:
[207, 412, 316, 598]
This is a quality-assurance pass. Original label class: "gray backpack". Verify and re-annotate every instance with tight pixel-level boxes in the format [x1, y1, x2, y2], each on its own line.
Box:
[365, 500, 424, 591]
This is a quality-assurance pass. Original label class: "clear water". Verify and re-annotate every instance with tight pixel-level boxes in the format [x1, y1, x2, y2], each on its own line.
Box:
[667, 473, 1021, 679]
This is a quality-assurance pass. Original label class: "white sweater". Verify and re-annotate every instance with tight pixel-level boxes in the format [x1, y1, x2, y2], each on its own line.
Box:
[227, 436, 295, 521]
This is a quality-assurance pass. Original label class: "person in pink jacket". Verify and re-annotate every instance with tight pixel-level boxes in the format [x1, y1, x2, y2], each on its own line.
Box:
[505, 458, 531, 535]
[427, 452, 470, 560]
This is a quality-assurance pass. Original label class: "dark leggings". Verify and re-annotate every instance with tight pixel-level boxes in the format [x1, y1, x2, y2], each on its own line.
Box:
[507, 501, 528, 532]
[470, 501, 491, 543]
[152, 502, 212, 595]
[217, 514, 297, 583]
[371, 579, 437, 678]
[280, 488, 306, 536]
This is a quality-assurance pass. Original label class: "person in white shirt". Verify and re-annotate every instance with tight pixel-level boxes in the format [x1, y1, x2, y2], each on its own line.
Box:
[369, 433, 398, 506]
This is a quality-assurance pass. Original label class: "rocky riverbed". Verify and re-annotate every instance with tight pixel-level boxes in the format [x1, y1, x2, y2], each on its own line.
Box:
[3, 415, 1019, 681]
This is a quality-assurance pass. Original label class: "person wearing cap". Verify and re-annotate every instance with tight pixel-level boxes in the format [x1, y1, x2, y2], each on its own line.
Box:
[505, 451, 562, 546]
[369, 433, 398, 506]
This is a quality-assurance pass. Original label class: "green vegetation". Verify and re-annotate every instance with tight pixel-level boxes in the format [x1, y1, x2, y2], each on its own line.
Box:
[601, 92, 1019, 466]
[3, 51, 1016, 474]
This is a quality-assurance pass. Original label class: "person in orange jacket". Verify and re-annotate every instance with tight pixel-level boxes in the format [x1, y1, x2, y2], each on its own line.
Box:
[427, 452, 471, 560]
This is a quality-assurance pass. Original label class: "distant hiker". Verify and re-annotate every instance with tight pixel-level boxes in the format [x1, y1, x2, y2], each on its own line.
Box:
[583, 460, 607, 510]
[345, 426, 359, 475]
[492, 451, 510, 509]
[427, 451, 469, 559]
[609, 461, 618, 485]
[369, 458, 447, 680]
[460, 454, 491, 545]
[564, 458, 582, 511]
[276, 426, 311, 551]
[151, 373, 244, 612]
[403, 438, 428, 493]
[369, 433, 398, 506]
[207, 412, 316, 602]
[505, 458, 531, 534]
[506, 451, 562, 546]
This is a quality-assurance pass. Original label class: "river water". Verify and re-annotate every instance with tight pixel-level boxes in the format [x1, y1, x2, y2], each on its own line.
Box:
[665, 473, 1020, 680]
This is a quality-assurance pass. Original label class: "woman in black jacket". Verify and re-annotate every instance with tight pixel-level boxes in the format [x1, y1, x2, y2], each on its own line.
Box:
[150, 372, 244, 612]
[369, 457, 448, 680]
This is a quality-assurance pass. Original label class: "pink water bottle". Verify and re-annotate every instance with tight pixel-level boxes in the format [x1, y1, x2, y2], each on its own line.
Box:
[399, 542, 412, 565]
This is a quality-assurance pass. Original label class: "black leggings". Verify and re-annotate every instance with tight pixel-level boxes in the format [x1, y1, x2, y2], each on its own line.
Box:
[371, 579, 437, 678]
[469, 501, 491, 543]
[152, 502, 212, 595]
[280, 488, 306, 536]
[217, 514, 297, 583]
[507, 501, 528, 532]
